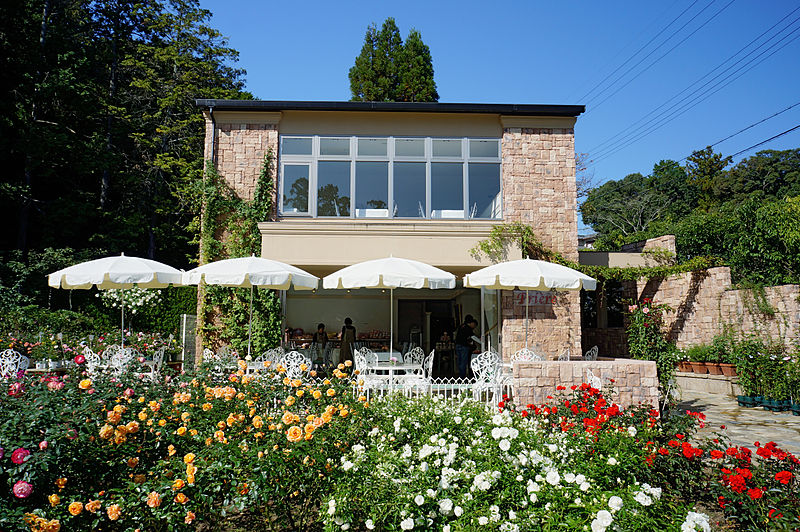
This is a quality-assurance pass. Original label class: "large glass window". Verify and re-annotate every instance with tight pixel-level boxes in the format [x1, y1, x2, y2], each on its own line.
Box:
[393, 162, 426, 217]
[279, 136, 501, 219]
[317, 161, 350, 217]
[355, 162, 388, 217]
[282, 164, 310, 214]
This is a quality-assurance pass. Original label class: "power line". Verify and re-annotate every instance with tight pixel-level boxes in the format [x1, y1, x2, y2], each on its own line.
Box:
[729, 123, 800, 158]
[584, 0, 724, 109]
[591, 26, 800, 163]
[576, 0, 703, 103]
[586, 4, 800, 156]
[678, 100, 800, 160]
[586, 0, 736, 112]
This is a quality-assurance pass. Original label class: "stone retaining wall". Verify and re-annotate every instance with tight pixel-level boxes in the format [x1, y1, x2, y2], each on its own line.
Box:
[512, 360, 659, 410]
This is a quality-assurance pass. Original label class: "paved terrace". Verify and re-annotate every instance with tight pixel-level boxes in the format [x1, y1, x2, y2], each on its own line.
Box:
[676, 390, 800, 456]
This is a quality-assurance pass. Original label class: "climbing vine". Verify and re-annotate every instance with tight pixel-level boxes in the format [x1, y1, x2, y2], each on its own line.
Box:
[195, 150, 282, 356]
[470, 222, 724, 287]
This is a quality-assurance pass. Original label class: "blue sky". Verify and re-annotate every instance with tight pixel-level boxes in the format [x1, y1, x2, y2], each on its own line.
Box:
[199, 0, 800, 231]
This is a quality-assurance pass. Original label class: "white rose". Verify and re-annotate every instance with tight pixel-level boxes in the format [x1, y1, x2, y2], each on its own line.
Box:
[546, 471, 561, 486]
[478, 517, 489, 525]
[443, 526, 451, 532]
[454, 506, 463, 517]
[634, 492, 652, 506]
[580, 482, 590, 492]
[596, 510, 613, 526]
[627, 426, 637, 437]
[607, 457, 618, 466]
[608, 496, 623, 511]
[414, 495, 424, 506]
[400, 518, 414, 530]
[365, 519, 375, 530]
[439, 498, 453, 514]
[499, 439, 511, 452]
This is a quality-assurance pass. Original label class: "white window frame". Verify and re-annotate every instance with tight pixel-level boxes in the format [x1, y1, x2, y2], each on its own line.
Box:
[277, 135, 502, 220]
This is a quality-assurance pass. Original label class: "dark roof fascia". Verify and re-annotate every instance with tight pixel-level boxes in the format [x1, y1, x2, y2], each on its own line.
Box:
[195, 99, 585, 117]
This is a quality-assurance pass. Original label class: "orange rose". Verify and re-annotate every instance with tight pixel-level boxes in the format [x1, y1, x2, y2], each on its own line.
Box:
[48, 493, 61, 506]
[133, 474, 146, 484]
[187, 473, 196, 485]
[107, 504, 121, 521]
[202, 402, 213, 411]
[281, 411, 295, 425]
[127, 457, 139, 468]
[146, 491, 161, 508]
[322, 411, 333, 423]
[125, 421, 139, 434]
[173, 478, 185, 490]
[183, 453, 195, 464]
[286, 426, 304, 442]
[174, 492, 189, 504]
[99, 424, 114, 439]
[55, 478, 67, 489]
[312, 390, 322, 400]
[304, 423, 316, 434]
[176, 426, 187, 436]
[312, 416, 324, 427]
[326, 388, 336, 397]
[185, 511, 196, 524]
[252, 416, 263, 429]
[85, 500, 101, 513]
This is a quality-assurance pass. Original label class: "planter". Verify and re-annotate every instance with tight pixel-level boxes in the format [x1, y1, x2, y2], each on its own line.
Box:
[718, 363, 737, 376]
[736, 395, 756, 407]
[753, 396, 765, 406]
[778, 400, 792, 412]
[791, 402, 800, 416]
[763, 398, 787, 412]
[705, 362, 723, 375]
[689, 361, 707, 374]
[676, 361, 692, 372]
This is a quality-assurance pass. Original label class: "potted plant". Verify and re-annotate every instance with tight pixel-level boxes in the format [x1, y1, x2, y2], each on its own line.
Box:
[685, 345, 708, 374]
[789, 357, 800, 416]
[675, 350, 691, 372]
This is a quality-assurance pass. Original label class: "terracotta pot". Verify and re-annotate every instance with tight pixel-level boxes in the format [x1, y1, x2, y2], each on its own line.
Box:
[718, 363, 737, 376]
[705, 362, 723, 375]
[689, 361, 707, 374]
[676, 361, 692, 372]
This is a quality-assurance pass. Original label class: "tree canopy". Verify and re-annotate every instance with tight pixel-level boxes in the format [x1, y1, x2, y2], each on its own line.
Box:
[349, 18, 439, 102]
[580, 147, 800, 285]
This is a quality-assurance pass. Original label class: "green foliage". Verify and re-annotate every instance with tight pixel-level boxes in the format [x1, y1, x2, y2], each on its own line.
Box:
[349, 18, 438, 102]
[685, 146, 732, 210]
[197, 151, 282, 354]
[625, 299, 676, 389]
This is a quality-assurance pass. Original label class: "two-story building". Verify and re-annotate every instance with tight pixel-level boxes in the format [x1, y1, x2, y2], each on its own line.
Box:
[196, 99, 584, 362]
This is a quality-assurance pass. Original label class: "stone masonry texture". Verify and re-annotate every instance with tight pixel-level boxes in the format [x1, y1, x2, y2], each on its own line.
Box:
[501, 127, 580, 360]
[512, 360, 659, 411]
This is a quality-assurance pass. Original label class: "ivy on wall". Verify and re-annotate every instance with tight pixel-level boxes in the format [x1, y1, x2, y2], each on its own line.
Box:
[195, 150, 282, 356]
[470, 222, 724, 290]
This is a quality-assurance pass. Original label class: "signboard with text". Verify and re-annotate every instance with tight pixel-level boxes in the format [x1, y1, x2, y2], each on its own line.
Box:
[513, 290, 558, 306]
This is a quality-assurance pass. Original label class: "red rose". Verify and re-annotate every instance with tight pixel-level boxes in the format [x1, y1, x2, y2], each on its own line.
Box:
[775, 471, 793, 484]
[710, 450, 724, 459]
[747, 488, 763, 500]
[73, 354, 86, 364]
[11, 448, 30, 464]
[728, 475, 746, 493]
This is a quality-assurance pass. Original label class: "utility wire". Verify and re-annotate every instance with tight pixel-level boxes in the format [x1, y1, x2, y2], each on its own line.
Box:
[584, 0, 722, 108]
[592, 27, 800, 163]
[678, 100, 800, 160]
[587, 4, 800, 155]
[728, 123, 800, 158]
[576, 0, 702, 103]
[586, 0, 736, 112]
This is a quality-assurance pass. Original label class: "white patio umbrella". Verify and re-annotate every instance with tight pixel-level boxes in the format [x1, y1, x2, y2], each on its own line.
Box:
[182, 256, 319, 356]
[48, 253, 184, 346]
[322, 257, 456, 354]
[463, 259, 597, 349]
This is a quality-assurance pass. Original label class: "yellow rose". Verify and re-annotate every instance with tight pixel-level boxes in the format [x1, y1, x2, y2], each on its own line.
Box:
[185, 511, 196, 524]
[285, 396, 296, 407]
[107, 504, 121, 520]
[48, 493, 60, 506]
[125, 421, 140, 434]
[99, 424, 114, 439]
[55, 478, 67, 489]
[304, 423, 316, 434]
[312, 390, 322, 400]
[68, 502, 83, 516]
[286, 426, 303, 442]
[85, 500, 101, 513]
[173, 478, 185, 490]
[252, 416, 263, 429]
[176, 426, 187, 436]
[78, 379, 92, 390]
[326, 388, 336, 397]
[183, 453, 195, 464]
[344, 360, 353, 367]
[175, 492, 189, 505]
[202, 402, 213, 411]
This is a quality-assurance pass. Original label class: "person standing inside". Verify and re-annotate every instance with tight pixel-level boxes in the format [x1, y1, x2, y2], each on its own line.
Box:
[455, 315, 478, 378]
[339, 317, 357, 364]
[312, 323, 328, 349]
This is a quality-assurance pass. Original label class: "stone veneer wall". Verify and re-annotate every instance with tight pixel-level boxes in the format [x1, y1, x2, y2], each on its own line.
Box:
[512, 360, 659, 410]
[584, 266, 800, 356]
[207, 119, 279, 217]
[500, 127, 580, 359]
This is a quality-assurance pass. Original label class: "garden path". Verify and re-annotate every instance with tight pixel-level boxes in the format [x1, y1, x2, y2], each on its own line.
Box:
[677, 390, 800, 456]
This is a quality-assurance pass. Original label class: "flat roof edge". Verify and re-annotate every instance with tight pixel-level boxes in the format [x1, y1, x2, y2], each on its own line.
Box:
[195, 99, 585, 117]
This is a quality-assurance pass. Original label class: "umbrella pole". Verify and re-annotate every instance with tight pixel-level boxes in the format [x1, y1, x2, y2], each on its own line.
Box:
[247, 285, 254, 358]
[525, 290, 529, 350]
[389, 288, 393, 354]
[121, 291, 125, 348]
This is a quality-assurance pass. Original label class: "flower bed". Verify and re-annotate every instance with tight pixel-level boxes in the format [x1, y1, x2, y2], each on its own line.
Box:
[0, 363, 797, 531]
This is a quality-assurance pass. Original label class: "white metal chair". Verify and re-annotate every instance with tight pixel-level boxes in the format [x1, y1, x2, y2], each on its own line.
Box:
[83, 346, 103, 375]
[403, 346, 425, 366]
[277, 351, 311, 380]
[136, 346, 166, 381]
[511, 347, 542, 362]
[0, 349, 29, 379]
[108, 347, 137, 376]
[405, 350, 436, 393]
[583, 345, 599, 361]
[471, 350, 501, 401]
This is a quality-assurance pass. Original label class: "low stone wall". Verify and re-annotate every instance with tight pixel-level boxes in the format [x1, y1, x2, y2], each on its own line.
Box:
[675, 371, 741, 397]
[512, 359, 659, 410]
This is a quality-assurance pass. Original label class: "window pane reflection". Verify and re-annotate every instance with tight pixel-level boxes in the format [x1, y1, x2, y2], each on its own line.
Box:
[282, 137, 312, 155]
[470, 139, 499, 158]
[282, 165, 309, 214]
[355, 162, 388, 217]
[468, 163, 501, 219]
[358, 138, 387, 157]
[320, 138, 350, 156]
[317, 161, 350, 216]
[393, 162, 426, 217]
[395, 138, 425, 157]
[431, 162, 463, 218]
[432, 139, 462, 157]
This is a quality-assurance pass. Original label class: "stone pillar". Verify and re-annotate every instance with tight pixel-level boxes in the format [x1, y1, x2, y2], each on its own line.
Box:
[499, 120, 580, 359]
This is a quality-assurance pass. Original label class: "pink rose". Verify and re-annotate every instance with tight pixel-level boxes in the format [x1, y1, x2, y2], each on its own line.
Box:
[642, 307, 650, 314]
[74, 354, 86, 364]
[39, 441, 48, 451]
[13, 480, 33, 498]
[8, 382, 24, 397]
[124, 388, 134, 397]
[11, 448, 30, 465]
[47, 379, 65, 391]
[628, 305, 637, 312]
